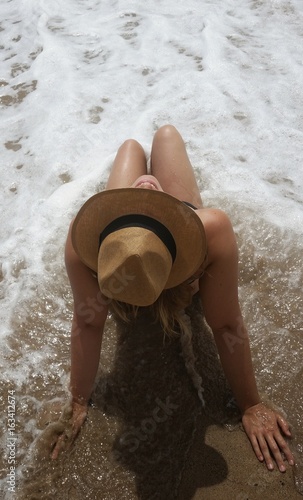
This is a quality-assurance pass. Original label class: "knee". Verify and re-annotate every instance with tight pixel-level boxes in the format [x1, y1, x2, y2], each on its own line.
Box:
[154, 124, 179, 142]
[119, 138, 143, 151]
[118, 138, 145, 157]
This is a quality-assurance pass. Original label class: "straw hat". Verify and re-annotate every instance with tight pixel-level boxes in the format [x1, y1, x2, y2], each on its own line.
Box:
[72, 188, 207, 306]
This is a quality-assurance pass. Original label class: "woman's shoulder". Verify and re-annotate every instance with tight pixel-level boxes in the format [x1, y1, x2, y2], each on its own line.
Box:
[195, 207, 237, 262]
[65, 219, 97, 280]
[195, 207, 232, 226]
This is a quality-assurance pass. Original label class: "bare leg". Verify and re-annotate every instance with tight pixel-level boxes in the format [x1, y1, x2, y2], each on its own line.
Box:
[150, 125, 203, 208]
[106, 139, 147, 189]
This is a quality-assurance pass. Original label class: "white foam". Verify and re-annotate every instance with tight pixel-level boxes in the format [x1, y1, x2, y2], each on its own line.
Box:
[0, 1, 303, 491]
[0, 0, 302, 345]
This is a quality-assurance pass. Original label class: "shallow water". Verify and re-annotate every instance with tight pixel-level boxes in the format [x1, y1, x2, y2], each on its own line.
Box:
[0, 0, 303, 498]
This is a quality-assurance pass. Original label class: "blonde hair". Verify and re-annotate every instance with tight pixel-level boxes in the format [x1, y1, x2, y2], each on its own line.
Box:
[110, 283, 205, 406]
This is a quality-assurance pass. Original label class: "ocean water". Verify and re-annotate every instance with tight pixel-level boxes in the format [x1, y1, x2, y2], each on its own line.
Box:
[0, 0, 302, 498]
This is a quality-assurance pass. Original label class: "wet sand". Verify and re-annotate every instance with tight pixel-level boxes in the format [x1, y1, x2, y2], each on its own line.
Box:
[18, 296, 301, 500]
[178, 298, 301, 500]
[179, 417, 300, 500]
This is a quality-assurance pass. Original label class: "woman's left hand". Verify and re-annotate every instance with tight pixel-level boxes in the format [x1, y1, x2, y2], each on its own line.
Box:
[242, 402, 295, 472]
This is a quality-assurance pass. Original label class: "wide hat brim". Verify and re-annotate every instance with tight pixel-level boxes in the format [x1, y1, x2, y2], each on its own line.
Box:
[72, 188, 207, 289]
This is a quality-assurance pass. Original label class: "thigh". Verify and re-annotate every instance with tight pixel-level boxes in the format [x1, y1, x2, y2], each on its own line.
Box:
[106, 139, 147, 189]
[150, 125, 203, 208]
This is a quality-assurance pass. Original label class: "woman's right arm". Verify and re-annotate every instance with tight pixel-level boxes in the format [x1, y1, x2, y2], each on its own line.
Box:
[51, 222, 109, 459]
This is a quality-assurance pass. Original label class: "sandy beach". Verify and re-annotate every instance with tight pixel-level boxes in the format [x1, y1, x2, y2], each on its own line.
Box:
[19, 406, 301, 500]
[179, 417, 300, 500]
[1, 1, 303, 499]
[17, 297, 301, 500]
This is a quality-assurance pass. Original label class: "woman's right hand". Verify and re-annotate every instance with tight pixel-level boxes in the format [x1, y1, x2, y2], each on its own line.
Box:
[51, 401, 88, 459]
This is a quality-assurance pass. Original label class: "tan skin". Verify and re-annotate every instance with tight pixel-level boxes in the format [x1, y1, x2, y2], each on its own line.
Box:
[52, 125, 294, 472]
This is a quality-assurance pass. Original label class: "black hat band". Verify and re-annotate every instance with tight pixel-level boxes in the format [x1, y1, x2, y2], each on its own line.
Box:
[99, 214, 176, 263]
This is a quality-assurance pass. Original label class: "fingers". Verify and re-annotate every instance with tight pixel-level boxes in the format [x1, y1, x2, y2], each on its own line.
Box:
[249, 427, 295, 472]
[242, 405, 295, 472]
[262, 434, 286, 472]
[51, 430, 76, 460]
[51, 434, 67, 460]
[249, 434, 265, 464]
[273, 430, 295, 467]
[51, 427, 78, 460]
[277, 414, 292, 437]
[50, 407, 88, 460]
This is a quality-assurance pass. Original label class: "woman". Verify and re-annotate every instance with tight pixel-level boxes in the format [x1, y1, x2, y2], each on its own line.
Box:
[52, 125, 294, 473]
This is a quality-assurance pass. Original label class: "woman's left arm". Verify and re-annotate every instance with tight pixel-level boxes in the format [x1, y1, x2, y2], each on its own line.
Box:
[198, 208, 295, 472]
[212, 320, 294, 472]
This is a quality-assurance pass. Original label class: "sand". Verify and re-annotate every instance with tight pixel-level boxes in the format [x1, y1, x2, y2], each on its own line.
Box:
[17, 296, 301, 500]
[179, 416, 300, 500]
